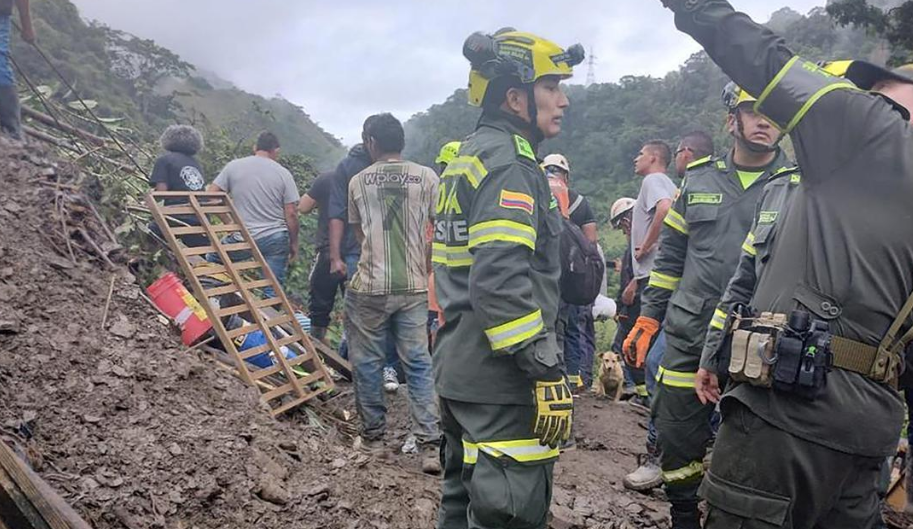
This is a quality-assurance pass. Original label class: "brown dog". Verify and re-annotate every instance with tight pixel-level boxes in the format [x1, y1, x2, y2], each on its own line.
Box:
[596, 352, 625, 401]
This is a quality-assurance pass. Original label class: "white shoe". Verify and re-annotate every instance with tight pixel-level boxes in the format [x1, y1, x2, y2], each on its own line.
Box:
[623, 453, 663, 491]
[383, 366, 400, 393]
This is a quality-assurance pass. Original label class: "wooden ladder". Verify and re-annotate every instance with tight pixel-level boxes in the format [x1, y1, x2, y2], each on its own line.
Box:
[145, 191, 335, 416]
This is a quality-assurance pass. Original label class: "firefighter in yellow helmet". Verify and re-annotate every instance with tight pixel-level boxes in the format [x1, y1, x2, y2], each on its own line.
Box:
[433, 28, 583, 529]
[435, 141, 461, 173]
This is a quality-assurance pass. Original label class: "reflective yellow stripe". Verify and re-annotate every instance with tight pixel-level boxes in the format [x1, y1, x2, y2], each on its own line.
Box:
[478, 439, 560, 463]
[686, 155, 712, 170]
[662, 461, 704, 484]
[442, 156, 488, 188]
[635, 384, 648, 397]
[648, 271, 681, 291]
[656, 366, 697, 388]
[462, 439, 479, 465]
[484, 309, 544, 351]
[469, 220, 536, 251]
[663, 209, 689, 235]
[784, 82, 857, 134]
[432, 242, 473, 267]
[710, 308, 727, 331]
[755, 56, 801, 116]
[741, 232, 758, 256]
[568, 375, 583, 388]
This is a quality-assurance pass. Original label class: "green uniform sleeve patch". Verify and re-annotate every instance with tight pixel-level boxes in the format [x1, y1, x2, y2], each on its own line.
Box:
[758, 211, 779, 224]
[790, 173, 801, 185]
[549, 195, 558, 210]
[513, 135, 537, 161]
[687, 193, 723, 205]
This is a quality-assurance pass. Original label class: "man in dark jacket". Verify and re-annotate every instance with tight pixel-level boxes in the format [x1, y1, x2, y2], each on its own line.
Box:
[0, 0, 33, 139]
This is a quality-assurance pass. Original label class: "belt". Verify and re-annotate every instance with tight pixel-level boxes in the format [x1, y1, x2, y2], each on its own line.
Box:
[830, 336, 900, 386]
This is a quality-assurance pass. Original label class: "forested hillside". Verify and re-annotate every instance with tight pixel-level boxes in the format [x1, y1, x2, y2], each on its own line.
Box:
[403, 6, 888, 258]
[10, 0, 345, 170]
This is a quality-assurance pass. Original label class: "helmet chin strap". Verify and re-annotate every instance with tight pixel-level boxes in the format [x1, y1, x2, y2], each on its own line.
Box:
[735, 110, 777, 154]
[526, 84, 545, 144]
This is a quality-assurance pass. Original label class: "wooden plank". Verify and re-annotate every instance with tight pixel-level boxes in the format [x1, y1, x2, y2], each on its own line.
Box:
[192, 264, 228, 277]
[0, 442, 93, 529]
[170, 226, 206, 236]
[251, 364, 284, 382]
[222, 242, 253, 253]
[225, 324, 259, 340]
[263, 314, 293, 329]
[0, 467, 46, 529]
[217, 304, 251, 318]
[270, 396, 312, 417]
[241, 279, 273, 291]
[181, 245, 217, 257]
[203, 284, 239, 297]
[254, 297, 283, 309]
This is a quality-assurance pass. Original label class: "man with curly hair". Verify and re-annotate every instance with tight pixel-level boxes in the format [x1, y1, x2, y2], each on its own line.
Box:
[149, 124, 208, 248]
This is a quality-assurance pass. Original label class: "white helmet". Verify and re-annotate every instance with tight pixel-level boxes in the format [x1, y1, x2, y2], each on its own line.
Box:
[610, 197, 636, 223]
[542, 153, 570, 175]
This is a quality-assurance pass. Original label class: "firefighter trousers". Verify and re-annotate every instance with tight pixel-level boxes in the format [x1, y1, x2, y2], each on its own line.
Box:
[701, 398, 884, 529]
[437, 398, 557, 529]
[652, 368, 714, 508]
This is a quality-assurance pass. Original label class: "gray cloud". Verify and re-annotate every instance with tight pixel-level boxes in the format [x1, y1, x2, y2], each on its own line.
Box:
[71, 0, 824, 144]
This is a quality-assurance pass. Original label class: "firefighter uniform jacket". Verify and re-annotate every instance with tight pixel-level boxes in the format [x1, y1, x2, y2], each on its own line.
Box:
[666, 0, 911, 458]
[432, 112, 563, 406]
[640, 151, 793, 374]
[700, 169, 802, 372]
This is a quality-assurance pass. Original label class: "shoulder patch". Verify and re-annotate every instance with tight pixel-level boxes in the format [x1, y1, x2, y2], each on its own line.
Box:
[686, 156, 713, 170]
[758, 211, 779, 224]
[500, 189, 535, 215]
[770, 165, 801, 185]
[687, 193, 723, 206]
[513, 135, 537, 162]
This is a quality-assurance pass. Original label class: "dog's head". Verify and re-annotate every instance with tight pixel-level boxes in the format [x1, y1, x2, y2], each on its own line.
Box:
[600, 352, 621, 370]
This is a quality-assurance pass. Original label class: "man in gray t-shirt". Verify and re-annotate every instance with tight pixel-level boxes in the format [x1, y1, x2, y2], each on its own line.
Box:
[208, 131, 300, 293]
[629, 140, 676, 292]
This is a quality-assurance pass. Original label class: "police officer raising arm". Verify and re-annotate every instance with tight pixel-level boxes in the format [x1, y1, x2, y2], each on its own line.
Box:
[657, 1, 913, 527]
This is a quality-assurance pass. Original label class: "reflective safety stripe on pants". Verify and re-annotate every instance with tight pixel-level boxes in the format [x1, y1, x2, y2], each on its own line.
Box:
[662, 460, 704, 485]
[462, 438, 559, 465]
[656, 366, 697, 388]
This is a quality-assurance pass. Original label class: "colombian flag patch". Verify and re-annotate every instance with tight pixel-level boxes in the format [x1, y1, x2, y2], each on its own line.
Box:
[499, 190, 535, 215]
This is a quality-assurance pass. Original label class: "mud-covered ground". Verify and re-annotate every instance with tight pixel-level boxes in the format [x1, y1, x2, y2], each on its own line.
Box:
[0, 139, 697, 529]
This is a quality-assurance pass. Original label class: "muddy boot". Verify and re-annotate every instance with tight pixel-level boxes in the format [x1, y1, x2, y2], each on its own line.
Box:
[670, 501, 701, 529]
[623, 452, 663, 492]
[0, 85, 21, 140]
[420, 444, 442, 475]
[311, 325, 328, 345]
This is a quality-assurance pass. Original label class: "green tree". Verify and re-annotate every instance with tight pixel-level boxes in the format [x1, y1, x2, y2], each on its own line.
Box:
[827, 0, 913, 64]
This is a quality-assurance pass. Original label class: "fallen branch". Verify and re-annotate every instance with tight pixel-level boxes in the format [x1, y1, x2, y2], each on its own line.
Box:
[76, 227, 116, 269]
[22, 105, 106, 146]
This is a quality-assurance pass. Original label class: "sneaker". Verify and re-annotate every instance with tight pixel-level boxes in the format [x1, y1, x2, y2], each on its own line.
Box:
[383, 366, 400, 393]
[623, 453, 663, 492]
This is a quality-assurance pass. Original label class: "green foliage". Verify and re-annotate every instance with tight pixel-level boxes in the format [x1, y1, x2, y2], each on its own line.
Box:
[828, 0, 913, 64]
[403, 8, 888, 266]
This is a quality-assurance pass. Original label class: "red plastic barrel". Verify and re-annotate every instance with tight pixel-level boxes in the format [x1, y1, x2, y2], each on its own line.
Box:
[147, 272, 212, 345]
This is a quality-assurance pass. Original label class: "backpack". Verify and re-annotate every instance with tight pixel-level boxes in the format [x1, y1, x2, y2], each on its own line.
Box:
[559, 218, 605, 306]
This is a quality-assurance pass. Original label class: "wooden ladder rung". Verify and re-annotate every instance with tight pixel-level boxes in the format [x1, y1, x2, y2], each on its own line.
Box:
[217, 304, 251, 318]
[182, 246, 216, 256]
[221, 242, 252, 253]
[251, 364, 284, 381]
[193, 264, 227, 276]
[254, 297, 283, 309]
[270, 395, 311, 416]
[242, 279, 273, 290]
[234, 261, 262, 272]
[240, 343, 271, 360]
[226, 324, 260, 340]
[204, 284, 239, 297]
[158, 206, 197, 216]
[262, 372, 322, 402]
[172, 226, 207, 236]
[264, 314, 293, 328]
[196, 206, 233, 215]
[211, 223, 242, 233]
[276, 334, 303, 348]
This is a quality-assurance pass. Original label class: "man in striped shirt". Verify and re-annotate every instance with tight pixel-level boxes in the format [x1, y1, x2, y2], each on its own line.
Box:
[345, 113, 441, 473]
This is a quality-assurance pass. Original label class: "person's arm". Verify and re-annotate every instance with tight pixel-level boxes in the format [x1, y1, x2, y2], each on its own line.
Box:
[635, 198, 672, 261]
[640, 196, 688, 324]
[298, 194, 317, 215]
[14, 0, 34, 44]
[581, 223, 598, 244]
[659, 0, 861, 180]
[327, 170, 349, 276]
[468, 163, 558, 381]
[284, 203, 299, 262]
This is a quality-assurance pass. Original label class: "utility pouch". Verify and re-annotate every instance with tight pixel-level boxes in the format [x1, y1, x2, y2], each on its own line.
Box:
[728, 312, 783, 388]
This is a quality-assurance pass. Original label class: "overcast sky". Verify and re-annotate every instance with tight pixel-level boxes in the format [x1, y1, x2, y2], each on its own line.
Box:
[71, 0, 824, 145]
